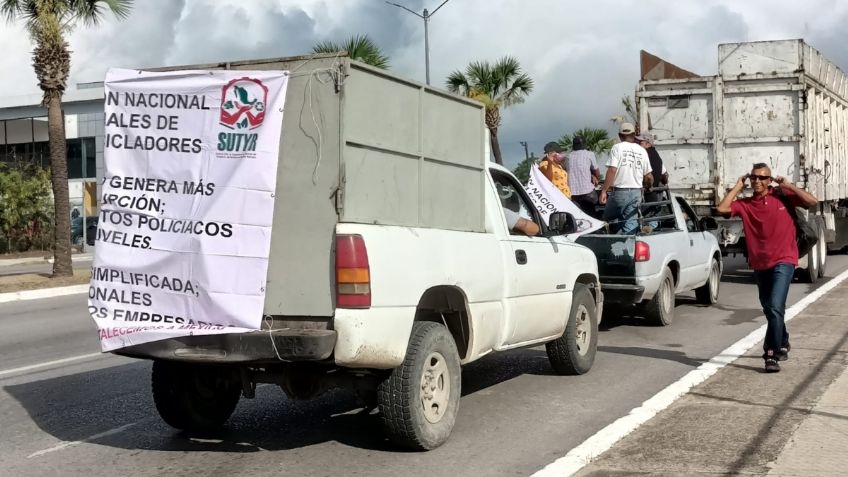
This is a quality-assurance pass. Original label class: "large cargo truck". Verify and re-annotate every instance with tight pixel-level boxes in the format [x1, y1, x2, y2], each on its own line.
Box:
[637, 39, 848, 282]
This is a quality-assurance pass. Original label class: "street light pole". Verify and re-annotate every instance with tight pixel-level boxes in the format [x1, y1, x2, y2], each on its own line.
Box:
[520, 141, 529, 161]
[386, 0, 451, 85]
[423, 8, 430, 85]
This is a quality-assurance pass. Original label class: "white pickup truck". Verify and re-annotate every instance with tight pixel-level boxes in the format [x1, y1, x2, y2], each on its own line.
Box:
[114, 55, 602, 451]
[576, 190, 722, 325]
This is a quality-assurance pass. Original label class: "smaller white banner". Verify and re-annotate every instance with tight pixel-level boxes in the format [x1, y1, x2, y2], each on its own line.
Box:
[525, 165, 605, 239]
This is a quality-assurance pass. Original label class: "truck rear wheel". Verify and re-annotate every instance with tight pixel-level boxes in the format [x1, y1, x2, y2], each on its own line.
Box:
[798, 241, 820, 284]
[644, 268, 675, 326]
[151, 360, 241, 432]
[817, 220, 827, 278]
[377, 322, 461, 450]
[546, 284, 598, 375]
[695, 258, 721, 305]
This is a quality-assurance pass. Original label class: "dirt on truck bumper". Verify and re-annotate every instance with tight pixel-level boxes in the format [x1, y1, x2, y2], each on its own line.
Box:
[113, 329, 337, 364]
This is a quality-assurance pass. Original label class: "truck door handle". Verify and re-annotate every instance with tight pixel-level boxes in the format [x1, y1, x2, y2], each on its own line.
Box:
[690, 239, 694, 246]
[515, 249, 527, 265]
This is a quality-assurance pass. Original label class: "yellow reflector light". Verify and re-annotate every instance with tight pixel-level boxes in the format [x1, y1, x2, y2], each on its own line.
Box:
[337, 267, 370, 284]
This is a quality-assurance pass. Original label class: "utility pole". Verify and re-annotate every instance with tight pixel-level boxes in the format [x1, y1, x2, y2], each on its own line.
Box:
[385, 0, 452, 85]
[519, 141, 529, 161]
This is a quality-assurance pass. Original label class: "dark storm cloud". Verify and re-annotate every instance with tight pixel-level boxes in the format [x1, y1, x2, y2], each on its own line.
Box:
[496, 3, 751, 168]
[4, 0, 848, 173]
[164, 1, 319, 64]
[70, 0, 186, 82]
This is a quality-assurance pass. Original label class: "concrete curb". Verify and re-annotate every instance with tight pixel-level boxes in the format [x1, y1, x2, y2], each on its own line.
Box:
[0, 257, 50, 267]
[0, 284, 89, 304]
[46, 253, 94, 264]
[0, 253, 94, 268]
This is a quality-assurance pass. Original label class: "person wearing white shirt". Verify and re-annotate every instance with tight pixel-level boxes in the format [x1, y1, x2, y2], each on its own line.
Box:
[598, 123, 653, 234]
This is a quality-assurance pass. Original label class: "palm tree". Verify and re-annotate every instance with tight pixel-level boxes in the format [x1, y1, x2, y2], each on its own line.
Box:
[312, 34, 389, 69]
[610, 95, 639, 130]
[2, 0, 132, 277]
[446, 56, 534, 165]
[558, 127, 615, 154]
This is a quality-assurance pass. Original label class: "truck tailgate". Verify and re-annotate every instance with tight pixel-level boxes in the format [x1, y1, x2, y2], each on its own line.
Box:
[575, 235, 636, 280]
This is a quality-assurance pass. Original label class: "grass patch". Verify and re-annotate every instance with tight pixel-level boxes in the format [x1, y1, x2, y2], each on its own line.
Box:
[0, 269, 91, 294]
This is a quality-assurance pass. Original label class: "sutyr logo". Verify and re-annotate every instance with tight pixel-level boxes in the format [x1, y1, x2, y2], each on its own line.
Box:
[218, 78, 268, 153]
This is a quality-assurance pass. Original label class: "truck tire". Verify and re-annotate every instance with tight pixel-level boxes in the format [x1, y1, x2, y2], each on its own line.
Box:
[546, 284, 598, 375]
[798, 237, 820, 284]
[377, 322, 461, 451]
[695, 258, 721, 305]
[151, 360, 241, 432]
[817, 220, 827, 278]
[644, 268, 675, 326]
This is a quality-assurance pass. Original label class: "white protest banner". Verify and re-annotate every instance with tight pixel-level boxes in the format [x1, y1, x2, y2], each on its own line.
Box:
[525, 164, 605, 239]
[89, 68, 288, 352]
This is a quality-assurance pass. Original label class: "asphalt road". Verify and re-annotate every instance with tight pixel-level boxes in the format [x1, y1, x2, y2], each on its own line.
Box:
[2, 254, 847, 476]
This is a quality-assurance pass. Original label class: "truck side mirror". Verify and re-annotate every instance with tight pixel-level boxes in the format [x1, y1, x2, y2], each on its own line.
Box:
[700, 217, 718, 231]
[548, 212, 577, 236]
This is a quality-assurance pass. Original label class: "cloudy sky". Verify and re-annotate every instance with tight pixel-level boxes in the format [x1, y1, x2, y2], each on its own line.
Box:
[2, 0, 848, 169]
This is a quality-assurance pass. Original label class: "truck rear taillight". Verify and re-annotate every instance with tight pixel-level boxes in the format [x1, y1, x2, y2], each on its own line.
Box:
[635, 241, 651, 262]
[336, 234, 371, 309]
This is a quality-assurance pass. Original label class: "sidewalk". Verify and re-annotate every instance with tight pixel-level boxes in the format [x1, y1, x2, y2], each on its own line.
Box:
[577, 280, 848, 477]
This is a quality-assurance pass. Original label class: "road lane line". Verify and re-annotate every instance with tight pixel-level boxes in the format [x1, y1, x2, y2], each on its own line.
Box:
[27, 422, 139, 458]
[0, 353, 104, 378]
[532, 268, 848, 477]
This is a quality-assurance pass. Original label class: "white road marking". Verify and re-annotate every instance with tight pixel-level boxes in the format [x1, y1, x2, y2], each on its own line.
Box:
[532, 267, 848, 477]
[27, 422, 138, 458]
[0, 353, 104, 378]
[0, 284, 88, 304]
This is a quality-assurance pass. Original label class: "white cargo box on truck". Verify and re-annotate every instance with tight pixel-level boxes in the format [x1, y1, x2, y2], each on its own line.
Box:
[637, 39, 848, 282]
[152, 54, 487, 317]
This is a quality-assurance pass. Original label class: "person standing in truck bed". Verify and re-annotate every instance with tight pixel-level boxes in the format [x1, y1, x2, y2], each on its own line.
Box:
[539, 142, 572, 199]
[638, 134, 669, 230]
[566, 136, 601, 216]
[599, 123, 653, 234]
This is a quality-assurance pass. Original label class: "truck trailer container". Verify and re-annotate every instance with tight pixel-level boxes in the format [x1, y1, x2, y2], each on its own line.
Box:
[637, 39, 848, 283]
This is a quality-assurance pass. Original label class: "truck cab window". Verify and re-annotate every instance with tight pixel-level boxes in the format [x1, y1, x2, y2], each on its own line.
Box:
[491, 172, 539, 236]
[676, 197, 700, 233]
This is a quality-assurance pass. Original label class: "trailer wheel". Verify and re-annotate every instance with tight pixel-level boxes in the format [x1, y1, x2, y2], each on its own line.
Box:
[546, 284, 598, 375]
[817, 220, 827, 278]
[695, 258, 721, 305]
[152, 360, 241, 432]
[798, 234, 820, 284]
[644, 268, 675, 326]
[377, 322, 461, 451]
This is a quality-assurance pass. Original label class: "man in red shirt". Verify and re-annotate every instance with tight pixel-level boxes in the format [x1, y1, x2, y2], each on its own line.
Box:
[717, 163, 817, 373]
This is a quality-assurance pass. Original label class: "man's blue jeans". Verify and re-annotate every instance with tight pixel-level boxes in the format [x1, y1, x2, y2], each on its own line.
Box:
[603, 188, 642, 234]
[753, 263, 795, 354]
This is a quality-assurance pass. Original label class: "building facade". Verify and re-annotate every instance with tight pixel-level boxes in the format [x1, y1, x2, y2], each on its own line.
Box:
[0, 82, 106, 225]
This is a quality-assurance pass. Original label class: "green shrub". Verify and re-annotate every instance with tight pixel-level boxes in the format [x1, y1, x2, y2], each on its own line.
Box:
[0, 164, 54, 254]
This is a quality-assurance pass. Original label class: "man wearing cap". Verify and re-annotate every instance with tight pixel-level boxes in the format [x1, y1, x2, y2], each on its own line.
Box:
[599, 123, 653, 234]
[539, 142, 572, 199]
